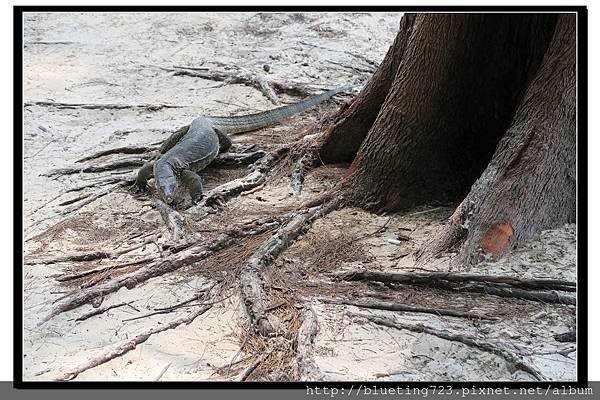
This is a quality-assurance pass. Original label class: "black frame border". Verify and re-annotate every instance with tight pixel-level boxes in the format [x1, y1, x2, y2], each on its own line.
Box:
[13, 4, 588, 390]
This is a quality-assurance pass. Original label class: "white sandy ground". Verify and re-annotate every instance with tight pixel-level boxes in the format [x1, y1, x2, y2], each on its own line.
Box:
[22, 12, 576, 381]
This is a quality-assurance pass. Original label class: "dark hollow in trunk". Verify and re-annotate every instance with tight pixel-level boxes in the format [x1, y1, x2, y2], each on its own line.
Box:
[317, 13, 576, 261]
[446, 14, 577, 262]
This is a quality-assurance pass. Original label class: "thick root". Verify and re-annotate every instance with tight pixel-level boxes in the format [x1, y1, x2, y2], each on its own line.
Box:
[296, 304, 323, 380]
[240, 199, 341, 336]
[323, 298, 498, 321]
[348, 312, 546, 381]
[39, 217, 283, 325]
[334, 270, 576, 305]
[197, 147, 289, 210]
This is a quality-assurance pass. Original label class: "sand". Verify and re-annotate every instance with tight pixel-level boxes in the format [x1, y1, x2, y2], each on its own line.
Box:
[22, 12, 576, 382]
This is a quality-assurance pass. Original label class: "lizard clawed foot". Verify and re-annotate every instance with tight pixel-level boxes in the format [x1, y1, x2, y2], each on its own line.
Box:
[191, 193, 205, 206]
[202, 193, 226, 211]
[130, 181, 148, 194]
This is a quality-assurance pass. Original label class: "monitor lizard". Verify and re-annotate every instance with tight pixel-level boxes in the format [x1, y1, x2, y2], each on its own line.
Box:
[135, 84, 350, 204]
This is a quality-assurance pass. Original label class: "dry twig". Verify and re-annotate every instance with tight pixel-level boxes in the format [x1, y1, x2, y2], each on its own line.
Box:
[56, 304, 213, 381]
[324, 298, 498, 321]
[28, 236, 156, 267]
[348, 312, 546, 381]
[74, 302, 133, 322]
[334, 270, 576, 305]
[40, 217, 283, 324]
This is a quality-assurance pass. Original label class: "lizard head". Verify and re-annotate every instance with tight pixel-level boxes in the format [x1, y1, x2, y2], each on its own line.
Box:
[157, 176, 177, 204]
[153, 161, 178, 205]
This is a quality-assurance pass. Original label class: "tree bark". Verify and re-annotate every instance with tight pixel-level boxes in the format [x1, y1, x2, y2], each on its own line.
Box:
[448, 14, 576, 262]
[317, 14, 417, 164]
[326, 13, 557, 211]
[316, 13, 575, 261]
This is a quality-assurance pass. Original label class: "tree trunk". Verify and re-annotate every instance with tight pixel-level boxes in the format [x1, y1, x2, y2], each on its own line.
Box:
[317, 13, 417, 164]
[437, 14, 577, 262]
[317, 13, 576, 261]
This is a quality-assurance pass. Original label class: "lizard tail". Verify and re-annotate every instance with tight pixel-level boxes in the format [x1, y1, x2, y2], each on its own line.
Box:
[209, 84, 352, 135]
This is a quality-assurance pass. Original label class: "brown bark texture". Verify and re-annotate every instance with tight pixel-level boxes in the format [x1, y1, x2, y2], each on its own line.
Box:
[334, 13, 558, 210]
[452, 14, 576, 261]
[317, 13, 575, 260]
[317, 13, 417, 164]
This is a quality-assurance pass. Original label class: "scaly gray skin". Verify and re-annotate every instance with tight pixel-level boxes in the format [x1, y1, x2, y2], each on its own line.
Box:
[136, 85, 350, 204]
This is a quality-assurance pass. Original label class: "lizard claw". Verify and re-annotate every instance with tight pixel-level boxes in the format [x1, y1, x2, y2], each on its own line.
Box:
[191, 193, 205, 205]
[203, 193, 226, 210]
[130, 183, 152, 201]
[131, 180, 148, 193]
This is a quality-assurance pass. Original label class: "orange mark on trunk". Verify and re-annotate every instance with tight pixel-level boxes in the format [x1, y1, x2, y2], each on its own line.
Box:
[480, 222, 514, 257]
[342, 151, 363, 181]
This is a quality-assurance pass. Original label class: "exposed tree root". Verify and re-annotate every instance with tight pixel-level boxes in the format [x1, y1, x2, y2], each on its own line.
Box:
[27, 235, 156, 267]
[197, 172, 265, 210]
[289, 152, 317, 199]
[55, 256, 156, 283]
[210, 151, 266, 167]
[60, 180, 132, 216]
[348, 312, 546, 381]
[39, 216, 283, 325]
[249, 146, 291, 174]
[296, 304, 323, 381]
[554, 329, 576, 343]
[323, 59, 376, 74]
[58, 176, 135, 205]
[24, 101, 182, 111]
[26, 40, 78, 45]
[76, 145, 158, 163]
[152, 282, 217, 312]
[154, 198, 189, 241]
[63, 177, 129, 194]
[256, 74, 281, 105]
[43, 138, 276, 223]
[298, 40, 379, 68]
[417, 201, 468, 261]
[324, 298, 498, 321]
[55, 303, 213, 381]
[163, 66, 336, 103]
[196, 147, 289, 210]
[349, 216, 392, 243]
[74, 301, 133, 322]
[56, 192, 92, 206]
[122, 290, 231, 322]
[240, 198, 341, 336]
[44, 160, 145, 178]
[335, 270, 575, 305]
[47, 149, 263, 180]
[236, 350, 272, 381]
[335, 271, 575, 291]
[44, 150, 272, 225]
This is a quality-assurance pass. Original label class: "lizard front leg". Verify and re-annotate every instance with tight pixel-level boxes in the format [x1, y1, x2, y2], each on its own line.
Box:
[180, 169, 204, 204]
[135, 161, 155, 191]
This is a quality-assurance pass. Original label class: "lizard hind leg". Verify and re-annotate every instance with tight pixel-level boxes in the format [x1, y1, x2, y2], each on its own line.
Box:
[134, 161, 155, 191]
[215, 127, 232, 153]
[180, 169, 205, 204]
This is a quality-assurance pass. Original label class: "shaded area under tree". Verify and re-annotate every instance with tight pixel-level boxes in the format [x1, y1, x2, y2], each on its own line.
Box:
[316, 13, 576, 263]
